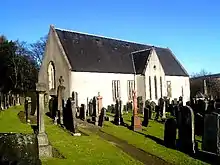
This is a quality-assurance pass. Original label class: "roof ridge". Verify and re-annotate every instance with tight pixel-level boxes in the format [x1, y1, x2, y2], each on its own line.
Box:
[131, 48, 152, 54]
[55, 27, 168, 49]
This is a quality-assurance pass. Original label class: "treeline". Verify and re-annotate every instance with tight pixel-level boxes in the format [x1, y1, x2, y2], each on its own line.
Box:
[0, 35, 46, 96]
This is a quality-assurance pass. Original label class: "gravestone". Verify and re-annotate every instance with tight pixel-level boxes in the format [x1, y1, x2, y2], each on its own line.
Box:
[114, 99, 124, 125]
[162, 98, 166, 119]
[24, 97, 31, 123]
[207, 100, 215, 114]
[79, 104, 86, 120]
[92, 97, 98, 126]
[164, 118, 177, 148]
[131, 91, 142, 131]
[57, 76, 65, 126]
[202, 112, 220, 155]
[97, 92, 103, 116]
[65, 97, 77, 133]
[98, 108, 105, 127]
[178, 106, 196, 154]
[142, 107, 149, 127]
[36, 83, 52, 157]
[88, 99, 93, 116]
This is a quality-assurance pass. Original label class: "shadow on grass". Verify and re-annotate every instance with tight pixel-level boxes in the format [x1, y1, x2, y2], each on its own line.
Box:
[17, 111, 37, 125]
[193, 151, 220, 165]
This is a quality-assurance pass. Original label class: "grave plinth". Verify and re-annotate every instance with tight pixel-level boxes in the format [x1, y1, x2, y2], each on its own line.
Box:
[36, 82, 52, 157]
[131, 91, 142, 131]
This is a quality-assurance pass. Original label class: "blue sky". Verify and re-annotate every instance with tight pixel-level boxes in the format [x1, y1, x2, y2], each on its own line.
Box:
[1, 0, 219, 75]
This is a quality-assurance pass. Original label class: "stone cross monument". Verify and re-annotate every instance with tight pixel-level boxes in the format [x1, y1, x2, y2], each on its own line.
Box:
[36, 83, 52, 157]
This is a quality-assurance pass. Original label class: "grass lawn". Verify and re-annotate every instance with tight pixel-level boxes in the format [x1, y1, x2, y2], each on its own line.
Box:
[103, 112, 208, 165]
[0, 105, 33, 133]
[0, 106, 142, 165]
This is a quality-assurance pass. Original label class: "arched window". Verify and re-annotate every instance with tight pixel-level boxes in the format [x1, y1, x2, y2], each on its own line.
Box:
[48, 62, 55, 90]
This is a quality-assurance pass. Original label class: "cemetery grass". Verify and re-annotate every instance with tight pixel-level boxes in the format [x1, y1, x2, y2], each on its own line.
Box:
[0, 107, 142, 165]
[0, 105, 33, 133]
[41, 115, 143, 165]
[103, 112, 208, 165]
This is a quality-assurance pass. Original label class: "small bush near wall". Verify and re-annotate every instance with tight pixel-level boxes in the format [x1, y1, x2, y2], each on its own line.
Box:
[0, 133, 41, 165]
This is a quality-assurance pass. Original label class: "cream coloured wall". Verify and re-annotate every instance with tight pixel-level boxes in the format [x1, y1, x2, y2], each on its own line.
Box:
[70, 72, 135, 108]
[165, 76, 190, 105]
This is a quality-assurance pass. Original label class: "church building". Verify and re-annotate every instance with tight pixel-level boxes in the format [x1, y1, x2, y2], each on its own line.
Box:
[38, 25, 190, 108]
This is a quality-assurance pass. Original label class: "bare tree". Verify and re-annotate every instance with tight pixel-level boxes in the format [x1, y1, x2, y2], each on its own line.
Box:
[190, 69, 220, 99]
[29, 35, 47, 68]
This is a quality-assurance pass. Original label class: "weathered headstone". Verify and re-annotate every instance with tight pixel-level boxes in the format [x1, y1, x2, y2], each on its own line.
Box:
[164, 118, 177, 148]
[79, 104, 86, 120]
[178, 106, 196, 154]
[98, 108, 105, 127]
[97, 92, 103, 116]
[142, 107, 149, 127]
[36, 83, 52, 157]
[92, 97, 98, 126]
[162, 98, 166, 119]
[202, 112, 220, 155]
[88, 99, 93, 116]
[57, 76, 65, 126]
[131, 91, 142, 131]
[24, 97, 31, 123]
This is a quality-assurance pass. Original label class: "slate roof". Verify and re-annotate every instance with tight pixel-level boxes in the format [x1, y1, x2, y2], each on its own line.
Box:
[55, 28, 188, 76]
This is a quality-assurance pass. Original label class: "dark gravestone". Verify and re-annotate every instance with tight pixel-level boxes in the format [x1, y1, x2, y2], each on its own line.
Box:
[178, 106, 196, 154]
[142, 108, 149, 127]
[64, 98, 77, 133]
[155, 105, 160, 120]
[114, 99, 124, 125]
[98, 108, 105, 127]
[88, 99, 93, 116]
[179, 96, 183, 107]
[158, 98, 164, 118]
[127, 102, 133, 113]
[92, 97, 98, 124]
[202, 112, 220, 155]
[80, 104, 86, 120]
[24, 98, 31, 123]
[206, 100, 215, 114]
[195, 113, 204, 136]
[0, 133, 41, 165]
[164, 118, 177, 149]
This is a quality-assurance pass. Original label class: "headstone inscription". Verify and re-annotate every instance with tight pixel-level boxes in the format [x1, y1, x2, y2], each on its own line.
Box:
[178, 106, 196, 154]
[164, 118, 177, 149]
[202, 112, 220, 155]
